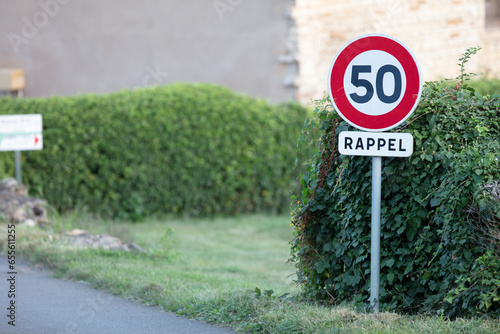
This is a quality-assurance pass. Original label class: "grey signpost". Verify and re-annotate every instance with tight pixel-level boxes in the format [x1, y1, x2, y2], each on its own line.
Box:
[15, 150, 21, 183]
[370, 155, 382, 311]
[0, 114, 43, 183]
[328, 34, 422, 312]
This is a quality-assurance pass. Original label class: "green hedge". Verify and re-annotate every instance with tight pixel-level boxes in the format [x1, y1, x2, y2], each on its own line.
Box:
[467, 77, 500, 96]
[0, 83, 309, 219]
[291, 53, 500, 316]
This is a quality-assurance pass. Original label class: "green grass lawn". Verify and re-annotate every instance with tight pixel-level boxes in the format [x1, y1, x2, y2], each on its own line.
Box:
[2, 214, 499, 333]
[56, 214, 298, 296]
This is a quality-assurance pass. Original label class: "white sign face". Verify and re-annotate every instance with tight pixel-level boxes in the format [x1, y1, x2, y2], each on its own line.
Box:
[339, 131, 413, 157]
[343, 50, 407, 116]
[0, 114, 43, 151]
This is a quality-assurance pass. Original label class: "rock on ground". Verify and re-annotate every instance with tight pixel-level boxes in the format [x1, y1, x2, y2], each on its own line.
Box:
[0, 178, 47, 225]
[64, 229, 145, 252]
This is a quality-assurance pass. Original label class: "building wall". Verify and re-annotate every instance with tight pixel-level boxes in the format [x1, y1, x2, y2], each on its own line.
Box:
[0, 0, 295, 102]
[293, 0, 500, 102]
[2, 0, 499, 104]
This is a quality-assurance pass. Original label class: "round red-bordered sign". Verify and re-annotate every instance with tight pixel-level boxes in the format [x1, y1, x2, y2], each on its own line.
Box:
[328, 34, 422, 132]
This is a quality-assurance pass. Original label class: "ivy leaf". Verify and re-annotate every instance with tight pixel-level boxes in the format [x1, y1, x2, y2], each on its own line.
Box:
[430, 197, 441, 207]
[344, 274, 361, 286]
[397, 226, 405, 235]
[387, 272, 395, 283]
[405, 225, 418, 241]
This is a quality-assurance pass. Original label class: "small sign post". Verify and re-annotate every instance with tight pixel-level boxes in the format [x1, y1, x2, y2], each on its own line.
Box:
[328, 34, 422, 312]
[0, 114, 43, 183]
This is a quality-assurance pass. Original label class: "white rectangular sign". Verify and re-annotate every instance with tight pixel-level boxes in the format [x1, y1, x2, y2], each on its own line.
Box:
[339, 131, 413, 157]
[0, 114, 43, 151]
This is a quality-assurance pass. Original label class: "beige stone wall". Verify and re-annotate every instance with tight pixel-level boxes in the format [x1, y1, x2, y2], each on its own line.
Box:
[293, 0, 500, 102]
[482, 28, 500, 75]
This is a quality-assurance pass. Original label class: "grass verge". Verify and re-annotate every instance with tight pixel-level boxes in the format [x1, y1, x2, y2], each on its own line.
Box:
[1, 214, 499, 333]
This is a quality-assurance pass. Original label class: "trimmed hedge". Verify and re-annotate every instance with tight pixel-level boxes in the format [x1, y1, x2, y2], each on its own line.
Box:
[467, 77, 500, 96]
[291, 54, 500, 316]
[0, 83, 309, 219]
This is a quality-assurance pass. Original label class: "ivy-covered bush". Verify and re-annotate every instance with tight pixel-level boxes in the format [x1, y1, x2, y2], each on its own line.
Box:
[290, 49, 500, 317]
[0, 83, 309, 219]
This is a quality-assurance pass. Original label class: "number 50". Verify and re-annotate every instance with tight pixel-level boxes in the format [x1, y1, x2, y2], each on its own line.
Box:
[349, 65, 402, 104]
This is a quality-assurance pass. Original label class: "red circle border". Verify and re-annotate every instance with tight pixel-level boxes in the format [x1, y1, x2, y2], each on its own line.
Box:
[328, 35, 422, 131]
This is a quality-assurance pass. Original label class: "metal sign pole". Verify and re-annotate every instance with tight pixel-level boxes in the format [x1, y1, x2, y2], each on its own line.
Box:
[14, 151, 22, 183]
[370, 156, 382, 313]
[15, 89, 23, 183]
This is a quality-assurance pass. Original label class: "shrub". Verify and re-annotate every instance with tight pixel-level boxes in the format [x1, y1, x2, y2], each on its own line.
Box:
[290, 49, 500, 317]
[0, 83, 309, 219]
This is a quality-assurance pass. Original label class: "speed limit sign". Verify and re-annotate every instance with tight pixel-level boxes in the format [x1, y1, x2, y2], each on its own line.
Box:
[328, 34, 422, 132]
[327, 34, 422, 313]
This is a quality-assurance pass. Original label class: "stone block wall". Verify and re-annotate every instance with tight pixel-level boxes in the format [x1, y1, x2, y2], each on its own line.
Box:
[293, 0, 500, 102]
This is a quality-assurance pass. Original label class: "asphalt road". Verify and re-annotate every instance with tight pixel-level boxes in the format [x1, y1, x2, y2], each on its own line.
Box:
[0, 256, 236, 334]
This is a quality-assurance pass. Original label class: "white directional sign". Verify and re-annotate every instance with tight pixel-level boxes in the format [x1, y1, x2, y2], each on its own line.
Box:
[328, 34, 422, 132]
[339, 131, 413, 157]
[0, 114, 43, 151]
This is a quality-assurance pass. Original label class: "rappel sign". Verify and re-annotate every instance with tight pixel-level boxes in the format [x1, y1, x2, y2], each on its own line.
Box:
[339, 131, 413, 157]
